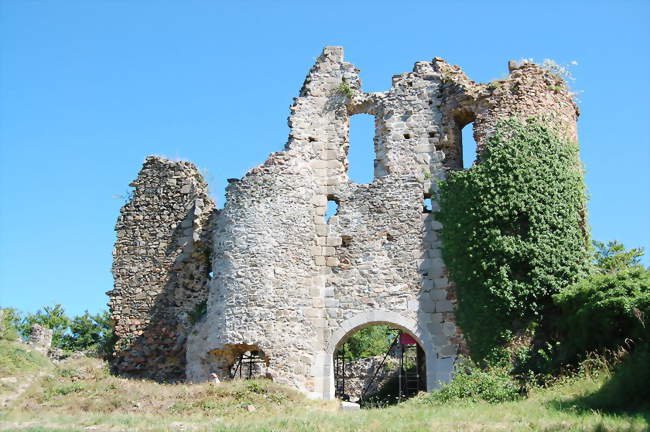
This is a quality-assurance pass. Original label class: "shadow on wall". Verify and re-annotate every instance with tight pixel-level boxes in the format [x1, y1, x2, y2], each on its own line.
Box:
[111, 206, 213, 382]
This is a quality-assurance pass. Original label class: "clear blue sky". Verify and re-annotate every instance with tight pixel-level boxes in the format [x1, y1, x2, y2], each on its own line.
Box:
[1, 1, 648, 318]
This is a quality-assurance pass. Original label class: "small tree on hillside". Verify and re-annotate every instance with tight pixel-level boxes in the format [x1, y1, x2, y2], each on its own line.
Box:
[592, 240, 644, 274]
[61, 310, 114, 353]
[20, 304, 70, 348]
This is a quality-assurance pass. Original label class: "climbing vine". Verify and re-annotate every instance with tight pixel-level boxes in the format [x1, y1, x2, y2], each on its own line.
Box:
[436, 118, 590, 361]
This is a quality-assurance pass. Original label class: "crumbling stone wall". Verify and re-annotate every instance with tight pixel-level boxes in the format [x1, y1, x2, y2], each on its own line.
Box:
[339, 353, 404, 403]
[111, 47, 580, 397]
[109, 156, 215, 380]
[27, 324, 52, 355]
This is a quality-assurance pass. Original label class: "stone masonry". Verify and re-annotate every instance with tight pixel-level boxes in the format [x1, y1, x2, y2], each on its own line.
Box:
[109, 47, 579, 398]
[109, 157, 214, 380]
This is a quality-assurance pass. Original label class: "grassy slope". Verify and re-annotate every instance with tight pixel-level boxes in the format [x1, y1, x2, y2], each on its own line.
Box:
[0, 350, 647, 432]
[0, 340, 52, 395]
[0, 341, 51, 377]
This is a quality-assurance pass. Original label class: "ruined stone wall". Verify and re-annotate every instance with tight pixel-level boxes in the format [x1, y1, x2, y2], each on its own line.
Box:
[432, 58, 579, 166]
[113, 47, 580, 397]
[187, 47, 463, 396]
[339, 355, 398, 403]
[109, 156, 215, 379]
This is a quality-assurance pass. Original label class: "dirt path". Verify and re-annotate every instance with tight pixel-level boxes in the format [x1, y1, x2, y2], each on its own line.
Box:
[0, 370, 48, 409]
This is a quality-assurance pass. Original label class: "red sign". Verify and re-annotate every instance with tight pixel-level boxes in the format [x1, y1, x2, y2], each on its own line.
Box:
[399, 333, 417, 345]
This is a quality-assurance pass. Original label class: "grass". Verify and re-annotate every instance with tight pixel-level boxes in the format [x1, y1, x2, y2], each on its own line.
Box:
[0, 347, 647, 431]
[0, 340, 52, 395]
[0, 341, 51, 378]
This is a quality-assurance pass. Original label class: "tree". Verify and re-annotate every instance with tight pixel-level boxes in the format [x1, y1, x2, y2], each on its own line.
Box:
[0, 307, 22, 341]
[20, 304, 70, 348]
[61, 310, 113, 352]
[343, 325, 399, 361]
[592, 240, 644, 273]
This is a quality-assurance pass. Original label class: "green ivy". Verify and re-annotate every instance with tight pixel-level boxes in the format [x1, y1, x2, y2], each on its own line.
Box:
[436, 118, 590, 361]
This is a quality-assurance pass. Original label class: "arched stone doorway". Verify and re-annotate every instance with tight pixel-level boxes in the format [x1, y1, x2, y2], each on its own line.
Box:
[321, 310, 447, 400]
[333, 325, 426, 404]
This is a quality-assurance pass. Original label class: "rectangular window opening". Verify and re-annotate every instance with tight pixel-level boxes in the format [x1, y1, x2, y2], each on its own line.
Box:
[461, 122, 477, 169]
[325, 196, 339, 223]
[348, 114, 375, 184]
[423, 194, 433, 213]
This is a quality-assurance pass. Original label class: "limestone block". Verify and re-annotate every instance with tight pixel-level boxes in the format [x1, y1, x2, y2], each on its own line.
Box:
[435, 300, 454, 313]
[422, 278, 434, 291]
[326, 257, 339, 267]
[326, 236, 342, 247]
[420, 298, 435, 313]
[430, 289, 447, 301]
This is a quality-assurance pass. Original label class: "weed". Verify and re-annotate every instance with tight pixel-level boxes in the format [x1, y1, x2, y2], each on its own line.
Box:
[333, 81, 353, 98]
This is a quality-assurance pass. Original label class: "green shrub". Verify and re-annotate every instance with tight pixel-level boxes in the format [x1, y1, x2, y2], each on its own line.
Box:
[0, 308, 21, 341]
[437, 118, 590, 361]
[0, 340, 50, 377]
[553, 267, 649, 363]
[585, 345, 650, 411]
[61, 310, 115, 355]
[188, 300, 207, 325]
[421, 359, 520, 404]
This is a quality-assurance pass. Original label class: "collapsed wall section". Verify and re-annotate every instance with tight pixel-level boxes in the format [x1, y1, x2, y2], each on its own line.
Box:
[109, 156, 215, 380]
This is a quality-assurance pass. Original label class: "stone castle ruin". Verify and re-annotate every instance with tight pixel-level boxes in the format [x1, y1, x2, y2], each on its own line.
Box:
[109, 47, 578, 399]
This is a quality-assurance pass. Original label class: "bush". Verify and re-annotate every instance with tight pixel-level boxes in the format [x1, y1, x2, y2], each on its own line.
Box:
[4, 305, 115, 356]
[0, 308, 21, 341]
[436, 118, 590, 361]
[61, 310, 115, 355]
[553, 267, 649, 363]
[421, 359, 520, 404]
[0, 340, 51, 377]
[584, 345, 650, 411]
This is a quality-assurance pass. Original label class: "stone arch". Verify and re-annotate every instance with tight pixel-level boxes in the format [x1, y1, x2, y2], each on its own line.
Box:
[320, 310, 443, 400]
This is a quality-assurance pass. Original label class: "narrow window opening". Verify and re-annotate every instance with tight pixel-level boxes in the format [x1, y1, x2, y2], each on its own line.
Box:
[461, 123, 477, 169]
[428, 131, 436, 138]
[325, 195, 339, 223]
[453, 110, 477, 170]
[341, 235, 352, 248]
[348, 114, 375, 184]
[423, 193, 433, 213]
